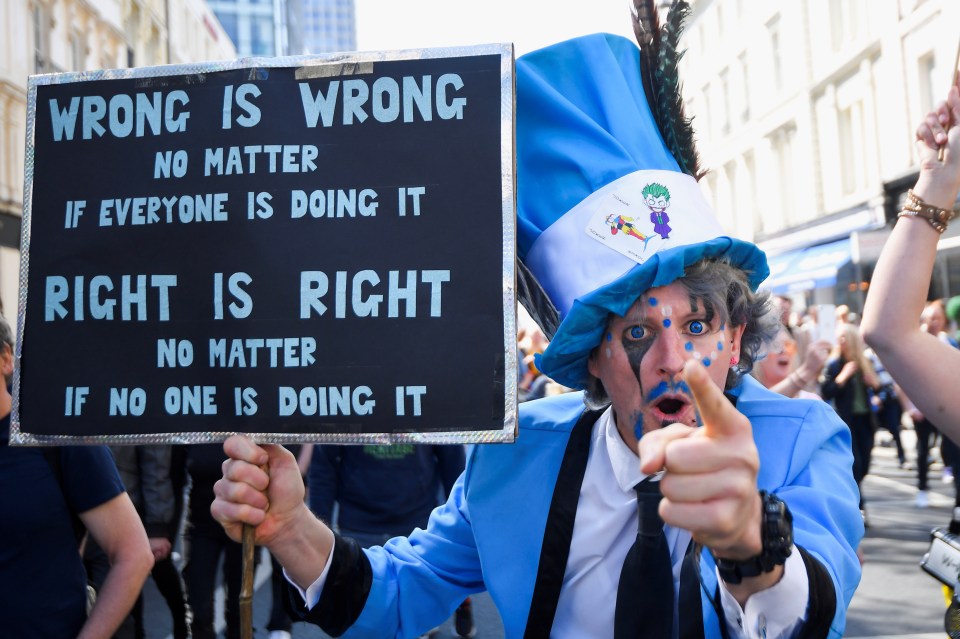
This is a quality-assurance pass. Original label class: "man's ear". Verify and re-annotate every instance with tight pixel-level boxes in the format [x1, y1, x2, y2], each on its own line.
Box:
[0, 345, 13, 378]
[587, 348, 600, 378]
[729, 324, 747, 359]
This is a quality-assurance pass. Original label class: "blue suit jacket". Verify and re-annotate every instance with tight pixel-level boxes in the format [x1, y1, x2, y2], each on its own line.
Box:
[299, 377, 863, 638]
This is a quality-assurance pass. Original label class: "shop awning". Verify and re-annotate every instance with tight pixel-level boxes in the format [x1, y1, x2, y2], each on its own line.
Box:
[761, 239, 852, 294]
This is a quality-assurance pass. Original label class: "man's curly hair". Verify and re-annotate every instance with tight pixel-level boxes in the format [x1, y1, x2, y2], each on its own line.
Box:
[584, 258, 780, 409]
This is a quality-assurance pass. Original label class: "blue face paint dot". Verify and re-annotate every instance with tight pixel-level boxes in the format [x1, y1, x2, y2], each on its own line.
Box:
[702, 357, 711, 367]
[720, 323, 726, 330]
[685, 341, 694, 352]
[717, 341, 724, 351]
[662, 318, 671, 328]
[648, 297, 658, 307]
[606, 332, 613, 342]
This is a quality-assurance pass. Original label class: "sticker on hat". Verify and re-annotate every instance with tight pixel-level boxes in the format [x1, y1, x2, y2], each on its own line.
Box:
[582, 169, 724, 267]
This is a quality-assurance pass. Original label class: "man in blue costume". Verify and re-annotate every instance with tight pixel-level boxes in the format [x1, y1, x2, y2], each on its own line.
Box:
[211, 22, 863, 639]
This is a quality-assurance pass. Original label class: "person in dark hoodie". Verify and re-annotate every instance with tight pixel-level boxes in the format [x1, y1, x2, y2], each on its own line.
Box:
[308, 443, 474, 637]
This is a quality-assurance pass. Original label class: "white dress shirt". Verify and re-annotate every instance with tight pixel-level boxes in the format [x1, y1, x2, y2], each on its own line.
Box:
[292, 407, 809, 639]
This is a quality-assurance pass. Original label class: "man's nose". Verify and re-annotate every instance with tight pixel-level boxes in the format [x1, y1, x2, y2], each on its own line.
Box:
[654, 329, 688, 378]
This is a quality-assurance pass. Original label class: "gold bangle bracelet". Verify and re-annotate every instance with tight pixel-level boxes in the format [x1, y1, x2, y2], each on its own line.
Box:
[897, 189, 955, 234]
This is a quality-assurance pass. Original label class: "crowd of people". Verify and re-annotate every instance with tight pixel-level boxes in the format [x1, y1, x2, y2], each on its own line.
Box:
[757, 298, 960, 518]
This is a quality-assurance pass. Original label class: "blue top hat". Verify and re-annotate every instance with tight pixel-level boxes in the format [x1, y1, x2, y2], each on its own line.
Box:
[516, 33, 768, 389]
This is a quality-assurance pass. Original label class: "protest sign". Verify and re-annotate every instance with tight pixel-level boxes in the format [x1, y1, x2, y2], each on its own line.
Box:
[12, 45, 517, 445]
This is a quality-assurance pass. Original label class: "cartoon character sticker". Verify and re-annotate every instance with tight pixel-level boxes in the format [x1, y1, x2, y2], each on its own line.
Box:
[604, 213, 653, 251]
[642, 182, 671, 239]
[583, 182, 683, 264]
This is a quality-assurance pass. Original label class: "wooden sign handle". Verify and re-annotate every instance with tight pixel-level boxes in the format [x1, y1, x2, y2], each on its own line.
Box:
[240, 522, 256, 639]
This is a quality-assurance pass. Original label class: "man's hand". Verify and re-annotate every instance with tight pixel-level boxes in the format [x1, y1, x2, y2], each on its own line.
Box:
[149, 537, 171, 562]
[211, 436, 308, 547]
[638, 360, 762, 560]
[211, 435, 335, 591]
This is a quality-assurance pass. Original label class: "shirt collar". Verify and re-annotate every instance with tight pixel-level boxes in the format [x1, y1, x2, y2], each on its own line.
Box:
[602, 407, 649, 493]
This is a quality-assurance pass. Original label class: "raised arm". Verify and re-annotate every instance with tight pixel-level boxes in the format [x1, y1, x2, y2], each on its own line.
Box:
[769, 339, 831, 398]
[211, 435, 334, 590]
[861, 83, 960, 431]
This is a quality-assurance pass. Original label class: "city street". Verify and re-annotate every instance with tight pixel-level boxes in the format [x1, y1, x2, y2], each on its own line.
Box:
[144, 426, 956, 638]
[845, 426, 954, 639]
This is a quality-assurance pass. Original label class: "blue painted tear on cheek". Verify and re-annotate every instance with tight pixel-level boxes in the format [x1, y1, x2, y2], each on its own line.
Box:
[634, 419, 644, 441]
[717, 341, 724, 351]
[606, 332, 613, 342]
[648, 297, 658, 307]
[663, 318, 671, 328]
[685, 341, 693, 352]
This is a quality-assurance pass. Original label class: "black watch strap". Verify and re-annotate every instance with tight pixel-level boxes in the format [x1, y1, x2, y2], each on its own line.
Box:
[714, 490, 794, 585]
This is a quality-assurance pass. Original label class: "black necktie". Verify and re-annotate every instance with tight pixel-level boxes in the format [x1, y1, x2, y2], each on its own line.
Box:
[614, 478, 675, 639]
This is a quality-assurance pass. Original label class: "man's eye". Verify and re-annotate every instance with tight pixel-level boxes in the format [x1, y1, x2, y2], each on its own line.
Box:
[689, 320, 705, 335]
[626, 326, 645, 340]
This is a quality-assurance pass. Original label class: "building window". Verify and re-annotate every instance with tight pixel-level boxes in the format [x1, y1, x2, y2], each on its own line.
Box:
[771, 124, 797, 227]
[719, 68, 731, 135]
[918, 52, 938, 118]
[830, 0, 862, 53]
[218, 12, 239, 47]
[701, 83, 712, 138]
[829, 1, 844, 52]
[71, 33, 84, 72]
[737, 52, 750, 123]
[251, 14, 275, 56]
[145, 28, 158, 65]
[32, 3, 50, 74]
[838, 106, 856, 196]
[744, 151, 761, 235]
[722, 160, 737, 231]
[767, 17, 782, 93]
[837, 97, 868, 198]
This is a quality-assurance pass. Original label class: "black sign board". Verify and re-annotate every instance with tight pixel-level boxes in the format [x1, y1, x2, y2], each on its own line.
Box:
[13, 46, 517, 445]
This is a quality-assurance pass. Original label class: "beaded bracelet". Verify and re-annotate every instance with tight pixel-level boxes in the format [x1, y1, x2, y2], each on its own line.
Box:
[897, 189, 955, 234]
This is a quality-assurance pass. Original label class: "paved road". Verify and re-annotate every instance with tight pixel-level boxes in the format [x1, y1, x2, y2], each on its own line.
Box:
[144, 427, 956, 638]
[845, 427, 955, 638]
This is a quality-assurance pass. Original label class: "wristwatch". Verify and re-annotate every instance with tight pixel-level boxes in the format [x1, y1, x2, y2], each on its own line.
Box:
[714, 490, 794, 585]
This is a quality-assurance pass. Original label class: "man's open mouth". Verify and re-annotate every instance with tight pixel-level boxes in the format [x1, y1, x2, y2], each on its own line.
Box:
[650, 394, 692, 423]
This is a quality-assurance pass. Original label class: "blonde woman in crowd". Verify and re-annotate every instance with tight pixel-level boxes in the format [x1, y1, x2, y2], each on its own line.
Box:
[822, 324, 880, 520]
